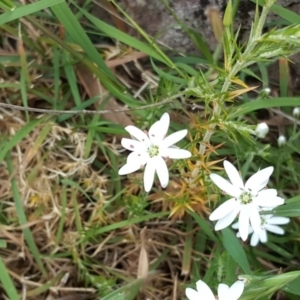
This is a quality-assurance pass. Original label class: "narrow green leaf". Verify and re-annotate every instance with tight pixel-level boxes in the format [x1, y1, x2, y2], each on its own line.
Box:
[80, 9, 168, 65]
[231, 97, 300, 118]
[0, 0, 64, 25]
[273, 201, 300, 217]
[50, 2, 116, 81]
[222, 228, 251, 274]
[6, 153, 46, 275]
[0, 256, 20, 300]
[94, 212, 169, 235]
[0, 118, 44, 165]
[254, 0, 300, 25]
[0, 240, 6, 248]
[189, 210, 217, 242]
[282, 276, 300, 295]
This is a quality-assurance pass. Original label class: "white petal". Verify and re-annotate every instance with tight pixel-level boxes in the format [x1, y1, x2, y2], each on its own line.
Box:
[185, 288, 200, 300]
[209, 199, 238, 221]
[265, 224, 285, 235]
[215, 207, 239, 231]
[148, 113, 170, 144]
[250, 208, 261, 234]
[196, 280, 215, 300]
[218, 283, 229, 298]
[239, 207, 250, 241]
[126, 151, 149, 166]
[121, 138, 146, 152]
[267, 217, 290, 225]
[118, 162, 141, 175]
[161, 129, 188, 148]
[245, 166, 274, 193]
[160, 147, 191, 159]
[144, 161, 156, 192]
[254, 189, 277, 205]
[257, 195, 284, 207]
[224, 160, 244, 189]
[259, 228, 268, 243]
[250, 232, 260, 246]
[232, 222, 239, 230]
[227, 280, 245, 300]
[154, 156, 169, 188]
[210, 174, 241, 198]
[125, 125, 151, 145]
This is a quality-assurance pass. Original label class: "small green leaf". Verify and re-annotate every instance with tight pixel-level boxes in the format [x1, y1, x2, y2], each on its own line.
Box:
[222, 228, 251, 274]
[272, 202, 300, 217]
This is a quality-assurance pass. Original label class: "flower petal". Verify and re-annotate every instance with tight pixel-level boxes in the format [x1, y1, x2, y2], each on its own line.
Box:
[154, 156, 169, 188]
[160, 129, 188, 148]
[267, 216, 290, 225]
[254, 189, 277, 205]
[196, 280, 215, 300]
[144, 161, 156, 192]
[256, 193, 284, 207]
[125, 125, 151, 145]
[245, 166, 274, 193]
[121, 138, 146, 152]
[185, 288, 200, 300]
[126, 151, 149, 166]
[215, 207, 239, 231]
[232, 222, 239, 230]
[250, 232, 260, 246]
[218, 283, 229, 298]
[224, 160, 244, 189]
[265, 224, 285, 235]
[209, 198, 238, 221]
[160, 147, 191, 159]
[118, 162, 141, 175]
[210, 174, 241, 198]
[148, 113, 170, 144]
[259, 228, 268, 243]
[239, 207, 251, 241]
[250, 208, 261, 234]
[227, 280, 245, 300]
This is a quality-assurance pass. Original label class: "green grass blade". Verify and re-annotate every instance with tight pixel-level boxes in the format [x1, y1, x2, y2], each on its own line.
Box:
[222, 228, 251, 274]
[79, 9, 170, 65]
[0, 0, 64, 25]
[0, 117, 44, 164]
[231, 97, 300, 118]
[6, 153, 46, 276]
[50, 2, 116, 81]
[94, 212, 169, 235]
[273, 201, 300, 217]
[0, 256, 19, 300]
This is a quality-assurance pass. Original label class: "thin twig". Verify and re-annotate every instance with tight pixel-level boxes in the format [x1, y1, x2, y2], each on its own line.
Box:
[0, 98, 173, 115]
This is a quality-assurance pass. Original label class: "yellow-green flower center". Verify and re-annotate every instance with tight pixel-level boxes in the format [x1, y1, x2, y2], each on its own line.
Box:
[240, 191, 252, 204]
[148, 145, 159, 158]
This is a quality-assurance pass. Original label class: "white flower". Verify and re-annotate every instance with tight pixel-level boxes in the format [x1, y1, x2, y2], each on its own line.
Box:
[255, 122, 269, 138]
[118, 113, 191, 192]
[293, 107, 300, 118]
[185, 279, 244, 300]
[209, 160, 284, 241]
[232, 214, 290, 246]
[278, 135, 286, 147]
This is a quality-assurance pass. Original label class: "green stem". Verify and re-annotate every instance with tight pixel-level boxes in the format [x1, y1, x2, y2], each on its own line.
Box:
[199, 3, 271, 156]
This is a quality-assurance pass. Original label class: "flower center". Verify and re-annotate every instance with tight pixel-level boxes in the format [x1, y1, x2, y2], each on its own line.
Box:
[260, 216, 267, 225]
[239, 191, 252, 204]
[148, 145, 159, 158]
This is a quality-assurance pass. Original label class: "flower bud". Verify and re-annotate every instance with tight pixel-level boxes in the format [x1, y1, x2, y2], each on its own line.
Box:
[255, 122, 269, 138]
[293, 107, 300, 118]
[259, 87, 271, 98]
[278, 135, 286, 147]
